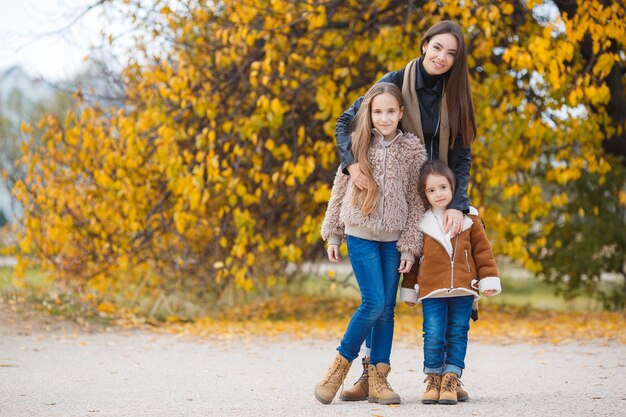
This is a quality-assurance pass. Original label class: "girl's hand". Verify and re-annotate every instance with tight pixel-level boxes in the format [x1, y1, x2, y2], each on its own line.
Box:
[404, 302, 416, 307]
[327, 244, 341, 263]
[482, 289, 496, 297]
[347, 162, 369, 190]
[398, 259, 414, 274]
[444, 209, 463, 236]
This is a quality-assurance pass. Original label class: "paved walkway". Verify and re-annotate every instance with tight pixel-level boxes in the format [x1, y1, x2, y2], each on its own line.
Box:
[1, 307, 624, 416]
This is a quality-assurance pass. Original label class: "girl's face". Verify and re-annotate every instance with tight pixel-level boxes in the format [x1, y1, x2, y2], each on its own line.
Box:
[424, 173, 453, 210]
[421, 33, 458, 76]
[370, 92, 403, 140]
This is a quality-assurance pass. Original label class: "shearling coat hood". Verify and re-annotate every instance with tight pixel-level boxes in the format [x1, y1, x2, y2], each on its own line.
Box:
[321, 129, 428, 260]
[400, 207, 501, 304]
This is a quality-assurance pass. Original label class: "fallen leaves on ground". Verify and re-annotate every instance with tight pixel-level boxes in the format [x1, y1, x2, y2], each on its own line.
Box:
[2, 293, 623, 344]
[154, 295, 626, 345]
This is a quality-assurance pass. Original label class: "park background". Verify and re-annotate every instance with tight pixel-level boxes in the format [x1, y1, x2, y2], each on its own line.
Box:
[0, 0, 625, 344]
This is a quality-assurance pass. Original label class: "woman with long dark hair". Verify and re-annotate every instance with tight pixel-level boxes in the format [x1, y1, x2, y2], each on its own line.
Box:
[335, 20, 477, 404]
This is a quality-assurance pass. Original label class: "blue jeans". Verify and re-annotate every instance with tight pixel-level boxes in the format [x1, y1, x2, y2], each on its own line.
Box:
[421, 295, 474, 377]
[337, 236, 400, 366]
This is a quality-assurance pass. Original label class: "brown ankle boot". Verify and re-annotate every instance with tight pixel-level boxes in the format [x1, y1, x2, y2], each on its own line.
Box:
[339, 356, 369, 401]
[456, 380, 469, 402]
[314, 353, 352, 404]
[421, 374, 441, 404]
[367, 363, 401, 405]
[439, 372, 459, 405]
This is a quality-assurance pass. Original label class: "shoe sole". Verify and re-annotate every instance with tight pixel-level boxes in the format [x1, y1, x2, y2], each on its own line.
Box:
[422, 399, 438, 404]
[438, 399, 458, 405]
[314, 390, 332, 405]
[458, 396, 469, 402]
[339, 396, 367, 401]
[368, 397, 401, 405]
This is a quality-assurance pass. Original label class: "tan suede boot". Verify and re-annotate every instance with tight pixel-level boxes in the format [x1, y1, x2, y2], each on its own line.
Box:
[421, 374, 441, 404]
[438, 372, 459, 405]
[367, 363, 401, 405]
[339, 356, 369, 401]
[456, 380, 469, 402]
[314, 353, 352, 404]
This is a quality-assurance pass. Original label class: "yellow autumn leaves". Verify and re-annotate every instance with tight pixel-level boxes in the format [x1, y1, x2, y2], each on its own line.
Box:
[10, 0, 626, 308]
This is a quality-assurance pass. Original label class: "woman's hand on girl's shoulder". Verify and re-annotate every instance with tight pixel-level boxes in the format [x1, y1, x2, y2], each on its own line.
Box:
[327, 244, 341, 263]
[444, 209, 463, 236]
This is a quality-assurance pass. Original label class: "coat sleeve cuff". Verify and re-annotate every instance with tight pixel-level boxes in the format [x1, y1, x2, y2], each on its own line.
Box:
[399, 287, 418, 304]
[478, 277, 501, 295]
[327, 235, 342, 246]
[401, 252, 415, 263]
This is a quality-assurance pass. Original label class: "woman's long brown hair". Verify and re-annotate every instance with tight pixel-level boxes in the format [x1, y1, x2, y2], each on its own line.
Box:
[420, 20, 476, 146]
[351, 82, 403, 215]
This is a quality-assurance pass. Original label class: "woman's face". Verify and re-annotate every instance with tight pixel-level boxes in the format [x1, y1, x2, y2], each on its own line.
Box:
[421, 33, 458, 76]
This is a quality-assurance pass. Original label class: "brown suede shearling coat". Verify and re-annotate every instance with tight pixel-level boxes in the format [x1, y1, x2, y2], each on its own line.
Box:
[399, 207, 501, 304]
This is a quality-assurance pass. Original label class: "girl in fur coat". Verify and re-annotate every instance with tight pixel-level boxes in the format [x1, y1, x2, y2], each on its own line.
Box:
[314, 82, 427, 405]
[400, 160, 501, 405]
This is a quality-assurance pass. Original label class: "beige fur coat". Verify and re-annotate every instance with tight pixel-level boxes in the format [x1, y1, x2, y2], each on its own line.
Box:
[321, 129, 428, 261]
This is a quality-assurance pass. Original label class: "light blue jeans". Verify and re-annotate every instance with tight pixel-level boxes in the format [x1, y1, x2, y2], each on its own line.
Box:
[421, 295, 474, 377]
[337, 235, 400, 366]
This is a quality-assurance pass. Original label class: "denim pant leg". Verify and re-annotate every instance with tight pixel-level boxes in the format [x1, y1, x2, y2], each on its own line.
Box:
[369, 241, 400, 366]
[421, 298, 447, 375]
[337, 236, 385, 362]
[364, 331, 372, 357]
[443, 295, 473, 377]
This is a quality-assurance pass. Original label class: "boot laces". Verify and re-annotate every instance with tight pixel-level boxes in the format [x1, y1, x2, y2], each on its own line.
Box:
[373, 368, 393, 392]
[355, 357, 370, 384]
[441, 374, 458, 393]
[322, 357, 347, 389]
[424, 374, 440, 391]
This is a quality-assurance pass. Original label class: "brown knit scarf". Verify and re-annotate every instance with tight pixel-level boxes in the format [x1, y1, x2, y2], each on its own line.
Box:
[401, 58, 452, 164]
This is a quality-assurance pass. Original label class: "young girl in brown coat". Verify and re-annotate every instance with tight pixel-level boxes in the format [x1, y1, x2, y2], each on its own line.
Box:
[400, 160, 501, 405]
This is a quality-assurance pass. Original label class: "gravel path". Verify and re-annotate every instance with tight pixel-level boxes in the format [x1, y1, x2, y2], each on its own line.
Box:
[1, 310, 624, 417]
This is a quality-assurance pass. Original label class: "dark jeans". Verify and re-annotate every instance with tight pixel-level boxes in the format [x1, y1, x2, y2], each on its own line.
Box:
[421, 295, 473, 377]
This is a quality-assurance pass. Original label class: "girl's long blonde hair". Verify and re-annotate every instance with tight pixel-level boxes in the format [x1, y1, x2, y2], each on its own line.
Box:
[351, 82, 403, 215]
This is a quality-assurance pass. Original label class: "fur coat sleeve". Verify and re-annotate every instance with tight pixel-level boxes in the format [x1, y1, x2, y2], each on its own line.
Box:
[320, 166, 349, 244]
[396, 136, 427, 259]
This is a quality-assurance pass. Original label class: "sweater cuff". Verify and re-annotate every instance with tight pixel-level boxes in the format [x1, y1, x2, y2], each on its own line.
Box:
[327, 235, 342, 246]
[400, 252, 415, 263]
[478, 277, 501, 295]
[399, 287, 418, 304]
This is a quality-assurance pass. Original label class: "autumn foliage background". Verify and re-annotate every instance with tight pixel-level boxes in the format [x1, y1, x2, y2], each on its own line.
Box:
[6, 0, 626, 316]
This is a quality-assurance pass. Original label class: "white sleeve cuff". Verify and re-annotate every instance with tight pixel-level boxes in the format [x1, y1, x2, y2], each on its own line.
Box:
[478, 277, 501, 295]
[400, 287, 418, 304]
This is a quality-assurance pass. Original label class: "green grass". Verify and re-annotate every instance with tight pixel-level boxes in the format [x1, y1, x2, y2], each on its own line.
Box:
[0, 266, 49, 293]
[479, 277, 601, 311]
[0, 267, 12, 291]
[295, 261, 603, 312]
[0, 262, 607, 320]
[0, 266, 114, 323]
